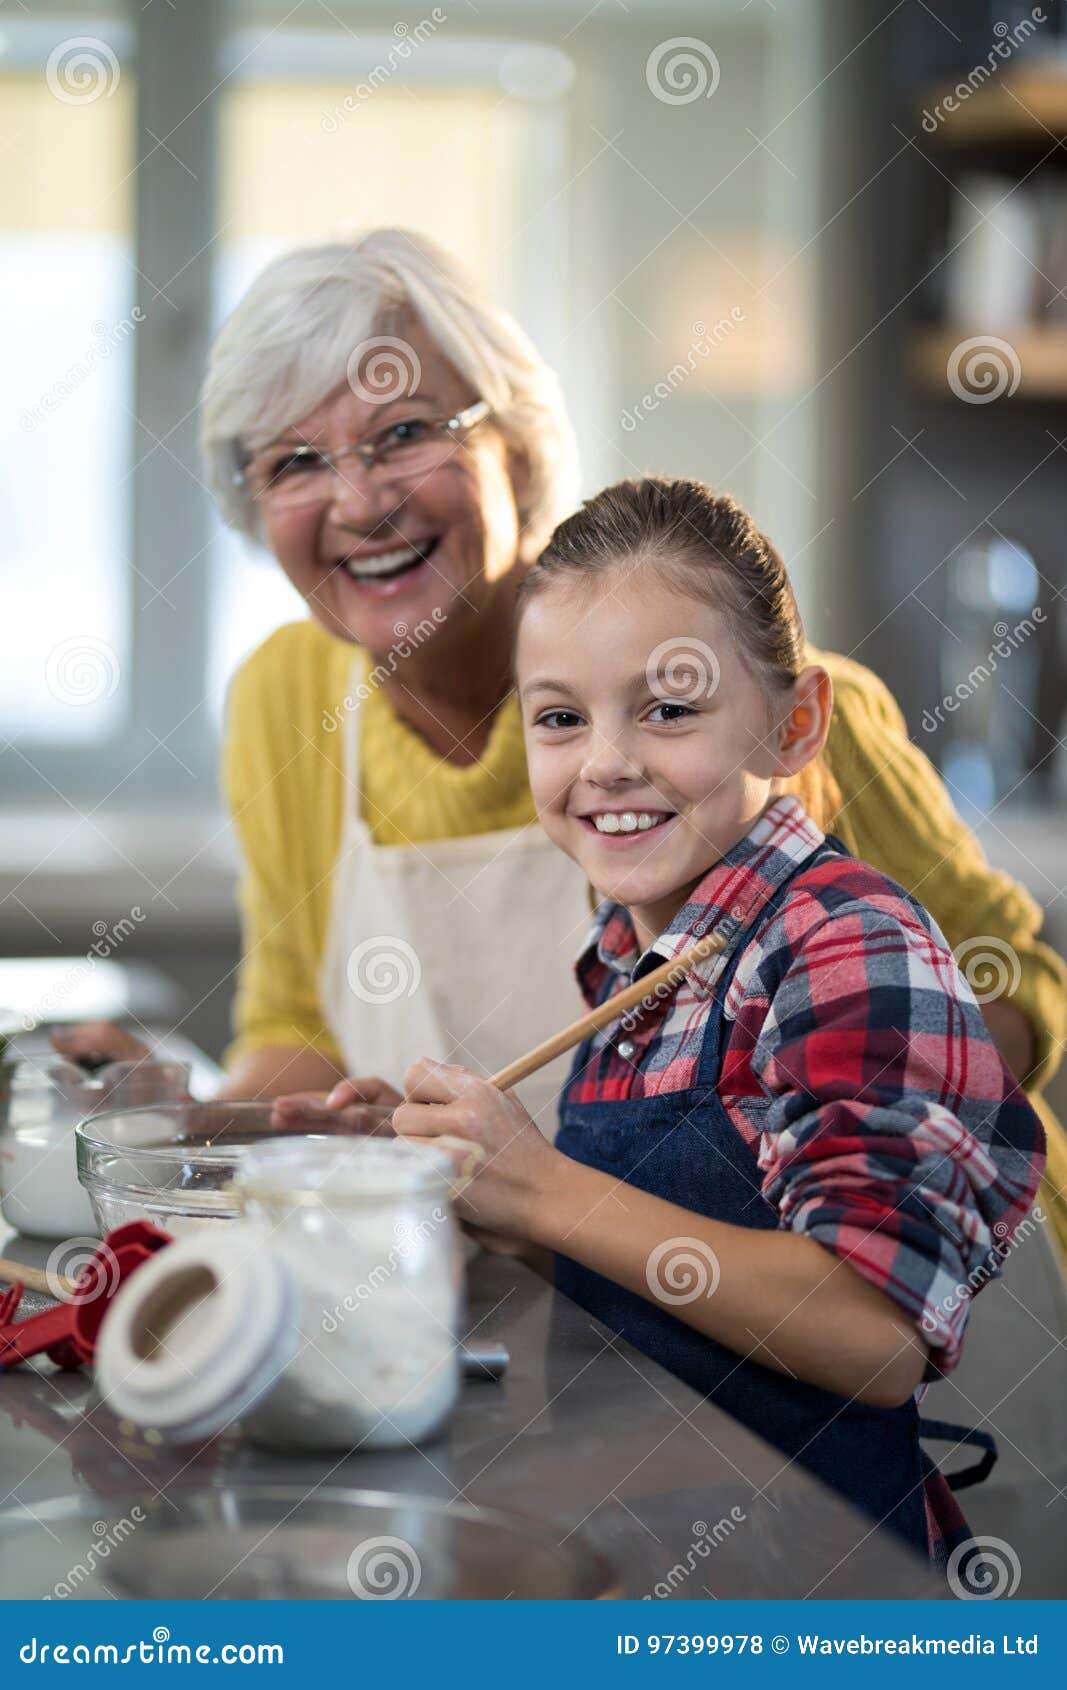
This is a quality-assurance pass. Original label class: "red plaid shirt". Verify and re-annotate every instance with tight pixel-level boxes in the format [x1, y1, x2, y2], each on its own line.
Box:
[571, 797, 1045, 1372]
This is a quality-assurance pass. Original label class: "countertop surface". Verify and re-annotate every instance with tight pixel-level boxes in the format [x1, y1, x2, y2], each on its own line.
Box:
[0, 1237, 938, 1600]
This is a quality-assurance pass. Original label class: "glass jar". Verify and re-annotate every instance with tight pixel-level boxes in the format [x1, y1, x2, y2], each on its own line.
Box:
[235, 1138, 464, 1450]
[0, 1057, 191, 1240]
[95, 1136, 464, 1453]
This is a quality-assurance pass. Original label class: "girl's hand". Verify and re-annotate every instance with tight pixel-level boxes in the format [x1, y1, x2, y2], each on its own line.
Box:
[394, 1059, 561, 1239]
[271, 1074, 402, 1135]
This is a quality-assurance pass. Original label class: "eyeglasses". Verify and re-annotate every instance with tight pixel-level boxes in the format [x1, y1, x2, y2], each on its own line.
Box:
[235, 399, 492, 510]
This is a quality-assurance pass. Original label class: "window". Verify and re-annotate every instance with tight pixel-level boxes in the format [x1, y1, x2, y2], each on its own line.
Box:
[2, 19, 134, 749]
[5, 7, 574, 787]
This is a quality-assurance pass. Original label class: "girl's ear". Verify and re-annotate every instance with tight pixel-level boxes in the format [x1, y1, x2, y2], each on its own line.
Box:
[772, 666, 832, 776]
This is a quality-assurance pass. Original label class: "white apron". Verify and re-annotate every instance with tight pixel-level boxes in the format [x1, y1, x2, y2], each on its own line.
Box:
[318, 669, 594, 1133]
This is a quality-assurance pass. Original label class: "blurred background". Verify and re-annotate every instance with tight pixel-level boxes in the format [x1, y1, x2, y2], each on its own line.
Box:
[3, 0, 1066, 1092]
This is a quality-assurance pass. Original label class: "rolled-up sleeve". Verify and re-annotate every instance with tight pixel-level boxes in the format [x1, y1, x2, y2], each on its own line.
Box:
[752, 896, 1046, 1372]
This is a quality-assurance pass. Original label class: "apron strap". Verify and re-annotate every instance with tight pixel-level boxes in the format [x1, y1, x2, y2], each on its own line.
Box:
[341, 656, 365, 792]
[918, 1416, 998, 1491]
[695, 833, 849, 1089]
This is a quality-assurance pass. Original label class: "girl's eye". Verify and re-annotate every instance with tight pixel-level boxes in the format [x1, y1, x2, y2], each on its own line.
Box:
[646, 700, 694, 724]
[535, 708, 584, 731]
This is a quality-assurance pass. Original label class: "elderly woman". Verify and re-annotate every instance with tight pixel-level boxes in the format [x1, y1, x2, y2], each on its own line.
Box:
[58, 229, 1066, 1241]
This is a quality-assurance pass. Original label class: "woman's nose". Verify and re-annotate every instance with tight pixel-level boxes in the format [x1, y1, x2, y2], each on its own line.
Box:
[329, 460, 397, 529]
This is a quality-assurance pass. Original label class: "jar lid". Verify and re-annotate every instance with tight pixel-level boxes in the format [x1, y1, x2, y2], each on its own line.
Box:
[235, 1135, 454, 1206]
[94, 1224, 299, 1443]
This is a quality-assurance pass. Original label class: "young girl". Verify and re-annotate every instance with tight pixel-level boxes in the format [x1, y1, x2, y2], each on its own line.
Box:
[384, 477, 1044, 1560]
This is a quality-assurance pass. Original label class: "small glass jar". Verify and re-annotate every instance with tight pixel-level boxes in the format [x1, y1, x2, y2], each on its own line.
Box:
[0, 1058, 191, 1240]
[235, 1138, 464, 1450]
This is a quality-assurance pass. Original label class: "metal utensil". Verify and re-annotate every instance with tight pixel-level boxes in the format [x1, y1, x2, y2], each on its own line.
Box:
[460, 1339, 510, 1380]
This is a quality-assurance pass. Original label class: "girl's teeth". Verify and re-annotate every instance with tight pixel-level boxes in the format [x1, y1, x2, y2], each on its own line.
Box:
[592, 812, 666, 834]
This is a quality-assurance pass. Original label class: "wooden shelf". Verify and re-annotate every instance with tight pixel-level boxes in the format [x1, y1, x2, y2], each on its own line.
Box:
[919, 62, 1067, 146]
[911, 324, 1067, 399]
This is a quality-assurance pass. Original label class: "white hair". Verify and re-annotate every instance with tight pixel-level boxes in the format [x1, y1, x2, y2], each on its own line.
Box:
[200, 227, 579, 558]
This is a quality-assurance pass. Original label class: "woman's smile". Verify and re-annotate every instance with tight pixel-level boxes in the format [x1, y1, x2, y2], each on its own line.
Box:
[333, 534, 442, 585]
[329, 533, 445, 602]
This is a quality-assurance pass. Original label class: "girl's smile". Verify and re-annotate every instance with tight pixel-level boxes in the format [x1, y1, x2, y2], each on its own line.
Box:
[577, 807, 677, 842]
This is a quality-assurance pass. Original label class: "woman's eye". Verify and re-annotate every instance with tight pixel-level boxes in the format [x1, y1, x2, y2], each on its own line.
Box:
[270, 450, 324, 481]
[646, 700, 694, 724]
[381, 419, 430, 449]
[536, 709, 583, 731]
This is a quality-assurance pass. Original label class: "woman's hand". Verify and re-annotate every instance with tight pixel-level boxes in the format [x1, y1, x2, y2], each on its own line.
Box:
[393, 1059, 562, 1239]
[271, 1073, 402, 1135]
[50, 1021, 152, 1068]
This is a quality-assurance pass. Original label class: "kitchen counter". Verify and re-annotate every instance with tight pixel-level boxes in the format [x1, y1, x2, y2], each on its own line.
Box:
[0, 1236, 938, 1600]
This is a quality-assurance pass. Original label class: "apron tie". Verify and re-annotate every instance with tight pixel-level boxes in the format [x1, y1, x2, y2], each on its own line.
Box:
[918, 1416, 998, 1491]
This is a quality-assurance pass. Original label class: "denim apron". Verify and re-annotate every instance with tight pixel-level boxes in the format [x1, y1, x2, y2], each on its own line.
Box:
[554, 841, 936, 1556]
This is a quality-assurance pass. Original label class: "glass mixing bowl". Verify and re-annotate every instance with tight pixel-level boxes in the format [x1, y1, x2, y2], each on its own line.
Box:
[75, 1100, 338, 1236]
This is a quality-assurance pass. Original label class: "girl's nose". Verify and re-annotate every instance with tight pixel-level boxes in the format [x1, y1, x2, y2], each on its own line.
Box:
[579, 730, 642, 787]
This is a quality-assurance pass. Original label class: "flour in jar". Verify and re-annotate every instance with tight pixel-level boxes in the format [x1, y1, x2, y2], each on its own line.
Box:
[243, 1205, 463, 1450]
